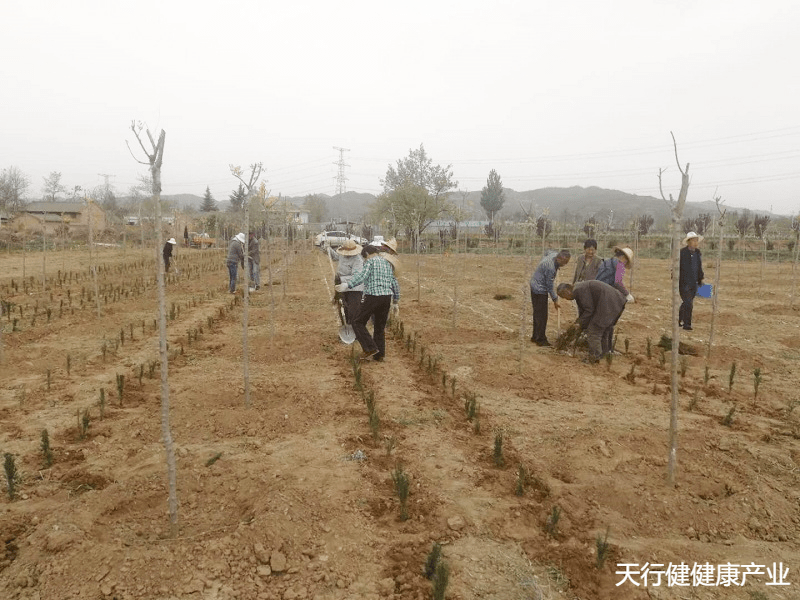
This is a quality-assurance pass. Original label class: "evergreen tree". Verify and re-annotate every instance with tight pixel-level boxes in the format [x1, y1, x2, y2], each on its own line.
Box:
[201, 186, 218, 212]
[480, 169, 505, 224]
[228, 183, 246, 212]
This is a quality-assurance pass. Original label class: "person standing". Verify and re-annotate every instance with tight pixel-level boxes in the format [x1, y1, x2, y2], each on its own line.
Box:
[572, 239, 601, 284]
[557, 280, 627, 363]
[529, 249, 571, 346]
[679, 231, 704, 331]
[163, 238, 177, 273]
[183, 225, 189, 247]
[595, 246, 635, 302]
[335, 239, 364, 325]
[248, 231, 261, 291]
[335, 245, 397, 361]
[226, 232, 246, 294]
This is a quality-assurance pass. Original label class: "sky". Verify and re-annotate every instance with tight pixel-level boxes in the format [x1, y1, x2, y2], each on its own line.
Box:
[3, 0, 800, 215]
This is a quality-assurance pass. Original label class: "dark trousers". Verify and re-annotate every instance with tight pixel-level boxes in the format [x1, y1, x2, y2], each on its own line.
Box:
[530, 291, 549, 343]
[352, 295, 391, 358]
[679, 287, 696, 327]
[341, 291, 362, 325]
[227, 261, 239, 292]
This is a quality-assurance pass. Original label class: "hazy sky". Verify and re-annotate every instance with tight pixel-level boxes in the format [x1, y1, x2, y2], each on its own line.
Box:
[4, 0, 799, 215]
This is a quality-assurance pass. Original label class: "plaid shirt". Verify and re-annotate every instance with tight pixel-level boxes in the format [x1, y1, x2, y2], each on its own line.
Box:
[347, 255, 397, 298]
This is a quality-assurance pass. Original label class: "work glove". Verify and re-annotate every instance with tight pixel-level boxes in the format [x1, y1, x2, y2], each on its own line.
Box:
[391, 303, 400, 319]
[626, 294, 635, 303]
[334, 283, 349, 293]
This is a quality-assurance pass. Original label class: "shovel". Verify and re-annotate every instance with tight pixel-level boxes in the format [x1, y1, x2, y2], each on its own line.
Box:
[328, 249, 356, 344]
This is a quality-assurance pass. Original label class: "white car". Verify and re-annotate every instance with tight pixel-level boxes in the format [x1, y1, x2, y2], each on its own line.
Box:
[315, 231, 367, 248]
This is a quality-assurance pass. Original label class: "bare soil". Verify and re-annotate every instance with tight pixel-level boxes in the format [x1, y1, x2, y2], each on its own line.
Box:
[1, 243, 799, 600]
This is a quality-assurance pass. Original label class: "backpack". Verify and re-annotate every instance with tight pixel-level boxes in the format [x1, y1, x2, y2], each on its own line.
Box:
[595, 258, 617, 286]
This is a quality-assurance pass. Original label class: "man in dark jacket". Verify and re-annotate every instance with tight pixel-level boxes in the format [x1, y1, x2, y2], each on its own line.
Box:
[557, 280, 626, 363]
[163, 238, 177, 273]
[679, 231, 704, 331]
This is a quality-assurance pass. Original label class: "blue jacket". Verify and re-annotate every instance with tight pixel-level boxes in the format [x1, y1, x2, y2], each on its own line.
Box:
[530, 253, 561, 302]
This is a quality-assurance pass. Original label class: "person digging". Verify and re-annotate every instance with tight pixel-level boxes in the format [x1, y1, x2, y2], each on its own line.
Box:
[557, 280, 626, 364]
[335, 244, 399, 361]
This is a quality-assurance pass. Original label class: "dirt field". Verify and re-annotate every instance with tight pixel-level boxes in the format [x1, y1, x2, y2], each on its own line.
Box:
[1, 241, 799, 600]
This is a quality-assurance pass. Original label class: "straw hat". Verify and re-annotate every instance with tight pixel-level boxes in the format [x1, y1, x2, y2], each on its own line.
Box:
[614, 246, 634, 264]
[382, 252, 401, 274]
[234, 232, 246, 244]
[381, 238, 398, 254]
[682, 231, 704, 245]
[167, 238, 177, 245]
[337, 239, 362, 256]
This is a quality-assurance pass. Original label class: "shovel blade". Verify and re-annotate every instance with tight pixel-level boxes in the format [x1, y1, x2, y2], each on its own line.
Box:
[339, 325, 356, 344]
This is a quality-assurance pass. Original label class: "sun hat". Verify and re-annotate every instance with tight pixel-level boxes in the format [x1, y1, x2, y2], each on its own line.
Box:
[382, 252, 401, 274]
[682, 231, 704, 245]
[337, 239, 362, 256]
[614, 246, 634, 264]
[235, 232, 246, 244]
[381, 238, 398, 254]
[167, 238, 177, 245]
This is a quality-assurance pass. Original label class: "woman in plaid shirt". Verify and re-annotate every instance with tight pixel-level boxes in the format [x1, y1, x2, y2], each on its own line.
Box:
[335, 245, 400, 361]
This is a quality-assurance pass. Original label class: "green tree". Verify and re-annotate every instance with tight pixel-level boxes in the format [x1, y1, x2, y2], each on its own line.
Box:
[377, 144, 457, 241]
[42, 171, 66, 201]
[201, 186, 218, 212]
[228, 183, 246, 212]
[479, 169, 505, 224]
[0, 166, 30, 211]
[304, 193, 327, 223]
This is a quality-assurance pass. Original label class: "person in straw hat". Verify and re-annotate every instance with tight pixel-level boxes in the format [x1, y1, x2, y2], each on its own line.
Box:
[335, 239, 364, 325]
[679, 231, 704, 331]
[162, 237, 177, 274]
[595, 246, 635, 303]
[226, 232, 246, 294]
[335, 243, 399, 361]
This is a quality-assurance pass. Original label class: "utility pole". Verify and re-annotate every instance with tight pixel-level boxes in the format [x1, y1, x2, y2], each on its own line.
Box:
[333, 147, 350, 227]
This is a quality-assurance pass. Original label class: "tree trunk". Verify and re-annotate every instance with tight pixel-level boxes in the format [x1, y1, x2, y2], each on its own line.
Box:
[662, 137, 690, 487]
[791, 232, 800, 308]
[42, 228, 47, 291]
[242, 199, 251, 407]
[88, 203, 100, 318]
[706, 201, 725, 360]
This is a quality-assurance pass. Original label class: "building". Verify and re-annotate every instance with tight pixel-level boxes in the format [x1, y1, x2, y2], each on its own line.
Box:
[12, 201, 107, 235]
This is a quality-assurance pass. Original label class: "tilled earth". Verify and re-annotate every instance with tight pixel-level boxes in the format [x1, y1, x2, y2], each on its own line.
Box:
[1, 242, 799, 600]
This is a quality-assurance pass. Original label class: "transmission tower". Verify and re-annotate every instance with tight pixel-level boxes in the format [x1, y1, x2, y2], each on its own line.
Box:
[332, 147, 350, 198]
[97, 173, 115, 200]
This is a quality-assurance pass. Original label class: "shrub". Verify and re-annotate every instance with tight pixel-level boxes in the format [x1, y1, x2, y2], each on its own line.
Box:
[391, 464, 410, 521]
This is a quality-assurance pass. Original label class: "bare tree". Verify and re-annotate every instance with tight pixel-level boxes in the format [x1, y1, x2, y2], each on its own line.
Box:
[128, 121, 178, 536]
[791, 215, 800, 307]
[658, 132, 690, 486]
[231, 163, 264, 408]
[706, 195, 726, 360]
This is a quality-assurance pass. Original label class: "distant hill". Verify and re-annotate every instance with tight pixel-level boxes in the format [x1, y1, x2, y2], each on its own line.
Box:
[120, 187, 776, 229]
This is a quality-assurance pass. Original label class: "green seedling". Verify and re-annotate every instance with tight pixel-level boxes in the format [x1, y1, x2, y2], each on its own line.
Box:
[722, 406, 736, 427]
[704, 365, 710, 386]
[450, 376, 456, 398]
[4, 453, 17, 499]
[545, 505, 561, 538]
[205, 452, 223, 466]
[46, 369, 51, 391]
[605, 352, 613, 371]
[515, 464, 528, 496]
[624, 363, 636, 383]
[424, 542, 442, 579]
[432, 561, 450, 600]
[120, 328, 124, 346]
[729, 361, 737, 393]
[385, 436, 396, 457]
[646, 337, 652, 359]
[99, 388, 105, 419]
[659, 348, 666, 368]
[464, 392, 478, 421]
[624, 338, 629, 354]
[596, 526, 611, 569]
[493, 431, 505, 467]
[66, 354, 71, 376]
[116, 374, 124, 405]
[688, 389, 699, 411]
[753, 368, 762, 401]
[41, 429, 53, 467]
[391, 464, 410, 521]
[368, 408, 380, 442]
[80, 408, 90, 439]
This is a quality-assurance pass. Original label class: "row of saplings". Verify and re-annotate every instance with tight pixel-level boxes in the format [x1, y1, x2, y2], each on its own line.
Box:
[343, 316, 619, 598]
[558, 326, 770, 427]
[1, 292, 245, 514]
